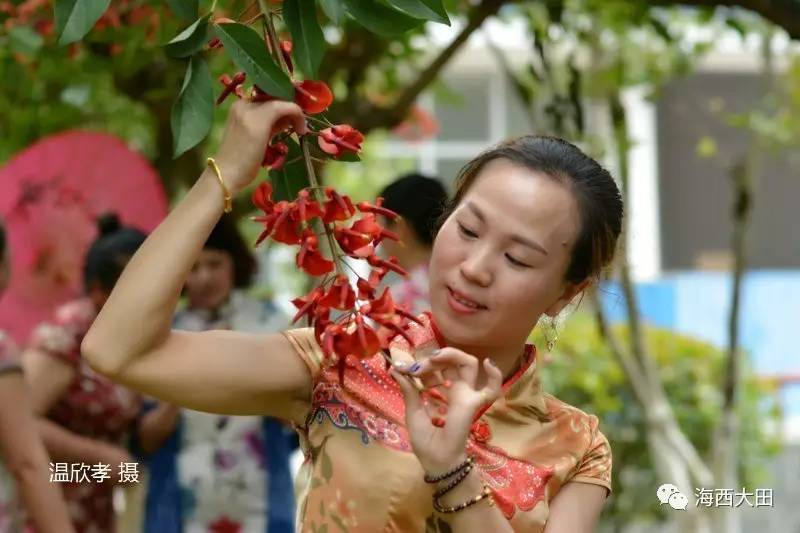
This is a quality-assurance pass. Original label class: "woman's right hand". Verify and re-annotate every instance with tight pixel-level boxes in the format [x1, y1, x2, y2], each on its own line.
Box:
[211, 99, 307, 195]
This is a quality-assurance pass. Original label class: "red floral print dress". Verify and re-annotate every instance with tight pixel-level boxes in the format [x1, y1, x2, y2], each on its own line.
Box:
[29, 298, 142, 533]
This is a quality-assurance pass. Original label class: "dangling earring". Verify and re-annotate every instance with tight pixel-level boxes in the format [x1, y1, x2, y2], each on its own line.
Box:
[543, 315, 559, 353]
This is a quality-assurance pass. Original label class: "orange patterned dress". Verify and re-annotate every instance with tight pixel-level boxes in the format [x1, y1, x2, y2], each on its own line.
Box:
[281, 314, 612, 532]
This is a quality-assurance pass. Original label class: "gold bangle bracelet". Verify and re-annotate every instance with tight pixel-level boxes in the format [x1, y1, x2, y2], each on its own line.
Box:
[206, 157, 233, 213]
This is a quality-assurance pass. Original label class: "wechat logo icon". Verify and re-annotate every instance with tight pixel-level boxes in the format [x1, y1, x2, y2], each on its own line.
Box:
[657, 483, 689, 510]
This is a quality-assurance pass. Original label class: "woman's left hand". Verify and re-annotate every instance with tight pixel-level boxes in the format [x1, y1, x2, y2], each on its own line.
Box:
[391, 348, 503, 474]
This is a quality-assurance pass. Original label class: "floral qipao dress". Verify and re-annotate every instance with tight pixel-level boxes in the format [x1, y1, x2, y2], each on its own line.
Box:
[142, 291, 296, 533]
[281, 313, 612, 532]
[29, 298, 142, 533]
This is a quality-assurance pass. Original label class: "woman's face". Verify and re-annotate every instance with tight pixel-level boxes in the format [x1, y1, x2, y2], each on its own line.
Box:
[184, 249, 235, 311]
[428, 158, 583, 351]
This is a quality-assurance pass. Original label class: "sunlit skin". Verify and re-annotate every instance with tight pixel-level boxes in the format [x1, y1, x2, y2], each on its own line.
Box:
[428, 158, 587, 380]
[184, 249, 235, 311]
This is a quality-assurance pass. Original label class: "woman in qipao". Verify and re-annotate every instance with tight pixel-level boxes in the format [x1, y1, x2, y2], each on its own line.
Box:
[82, 99, 622, 532]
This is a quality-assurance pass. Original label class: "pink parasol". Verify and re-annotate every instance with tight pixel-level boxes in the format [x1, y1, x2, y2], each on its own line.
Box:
[0, 131, 167, 344]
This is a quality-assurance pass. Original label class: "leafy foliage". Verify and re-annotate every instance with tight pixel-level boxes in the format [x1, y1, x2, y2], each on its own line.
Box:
[534, 312, 781, 529]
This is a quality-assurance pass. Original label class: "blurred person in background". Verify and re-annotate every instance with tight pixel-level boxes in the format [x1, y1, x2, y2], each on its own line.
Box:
[378, 173, 448, 315]
[137, 214, 296, 533]
[0, 220, 74, 532]
[23, 214, 160, 533]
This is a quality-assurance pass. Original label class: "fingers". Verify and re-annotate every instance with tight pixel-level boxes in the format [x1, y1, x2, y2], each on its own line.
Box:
[265, 100, 308, 136]
[478, 358, 503, 405]
[390, 368, 422, 413]
[399, 348, 479, 388]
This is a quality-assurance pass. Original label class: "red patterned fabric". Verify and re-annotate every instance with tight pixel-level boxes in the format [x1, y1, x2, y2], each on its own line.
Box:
[283, 313, 611, 532]
[29, 299, 141, 533]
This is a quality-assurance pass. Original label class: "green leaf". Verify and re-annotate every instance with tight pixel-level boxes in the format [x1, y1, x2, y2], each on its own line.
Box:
[165, 15, 210, 58]
[9, 26, 44, 57]
[341, 0, 421, 36]
[284, 0, 326, 78]
[269, 139, 308, 201]
[336, 151, 361, 162]
[214, 23, 294, 100]
[319, 0, 346, 25]
[54, 0, 112, 45]
[167, 0, 198, 21]
[725, 17, 748, 39]
[171, 56, 214, 157]
[385, 0, 449, 25]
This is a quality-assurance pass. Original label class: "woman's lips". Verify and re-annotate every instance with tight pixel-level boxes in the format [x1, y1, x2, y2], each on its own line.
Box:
[446, 286, 487, 314]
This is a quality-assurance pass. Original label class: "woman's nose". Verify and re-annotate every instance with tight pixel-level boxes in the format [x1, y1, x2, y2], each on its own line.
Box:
[459, 247, 493, 287]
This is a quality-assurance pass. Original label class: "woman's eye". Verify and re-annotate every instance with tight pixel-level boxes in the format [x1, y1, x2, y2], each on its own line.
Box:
[457, 223, 478, 239]
[506, 254, 531, 268]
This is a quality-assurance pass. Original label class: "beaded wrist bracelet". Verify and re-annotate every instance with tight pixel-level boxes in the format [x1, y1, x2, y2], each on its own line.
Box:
[423, 456, 473, 484]
[433, 484, 494, 514]
[433, 462, 473, 499]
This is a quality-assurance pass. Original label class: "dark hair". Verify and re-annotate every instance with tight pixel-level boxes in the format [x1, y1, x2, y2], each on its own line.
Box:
[442, 136, 623, 283]
[203, 213, 256, 288]
[0, 221, 6, 259]
[379, 173, 448, 246]
[84, 213, 147, 292]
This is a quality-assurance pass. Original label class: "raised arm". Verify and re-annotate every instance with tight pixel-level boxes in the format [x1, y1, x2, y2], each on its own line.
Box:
[82, 100, 312, 421]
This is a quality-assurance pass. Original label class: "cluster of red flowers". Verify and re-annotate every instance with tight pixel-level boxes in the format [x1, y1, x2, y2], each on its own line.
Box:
[208, 29, 415, 368]
[251, 181, 421, 370]
[216, 70, 364, 169]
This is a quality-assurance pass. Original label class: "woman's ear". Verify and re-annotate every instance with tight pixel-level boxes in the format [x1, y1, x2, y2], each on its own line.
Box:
[544, 278, 592, 317]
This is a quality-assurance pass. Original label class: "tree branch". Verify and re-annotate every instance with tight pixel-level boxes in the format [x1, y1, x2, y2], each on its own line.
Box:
[349, 0, 509, 133]
[651, 0, 800, 39]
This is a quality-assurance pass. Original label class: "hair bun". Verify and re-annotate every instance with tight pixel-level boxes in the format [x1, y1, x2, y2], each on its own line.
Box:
[96, 213, 122, 236]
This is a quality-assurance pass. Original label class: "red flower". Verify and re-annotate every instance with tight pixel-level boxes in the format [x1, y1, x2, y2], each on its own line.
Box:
[349, 314, 381, 358]
[271, 202, 302, 245]
[294, 80, 332, 114]
[252, 182, 274, 212]
[209, 515, 241, 533]
[392, 104, 440, 141]
[320, 323, 347, 363]
[320, 275, 356, 310]
[364, 287, 395, 319]
[291, 286, 324, 324]
[261, 141, 288, 170]
[357, 198, 398, 220]
[367, 254, 407, 277]
[318, 125, 364, 158]
[471, 420, 492, 443]
[350, 213, 399, 245]
[252, 183, 282, 246]
[217, 72, 246, 105]
[322, 187, 356, 223]
[334, 226, 374, 258]
[295, 189, 324, 222]
[356, 277, 375, 300]
[296, 230, 334, 275]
